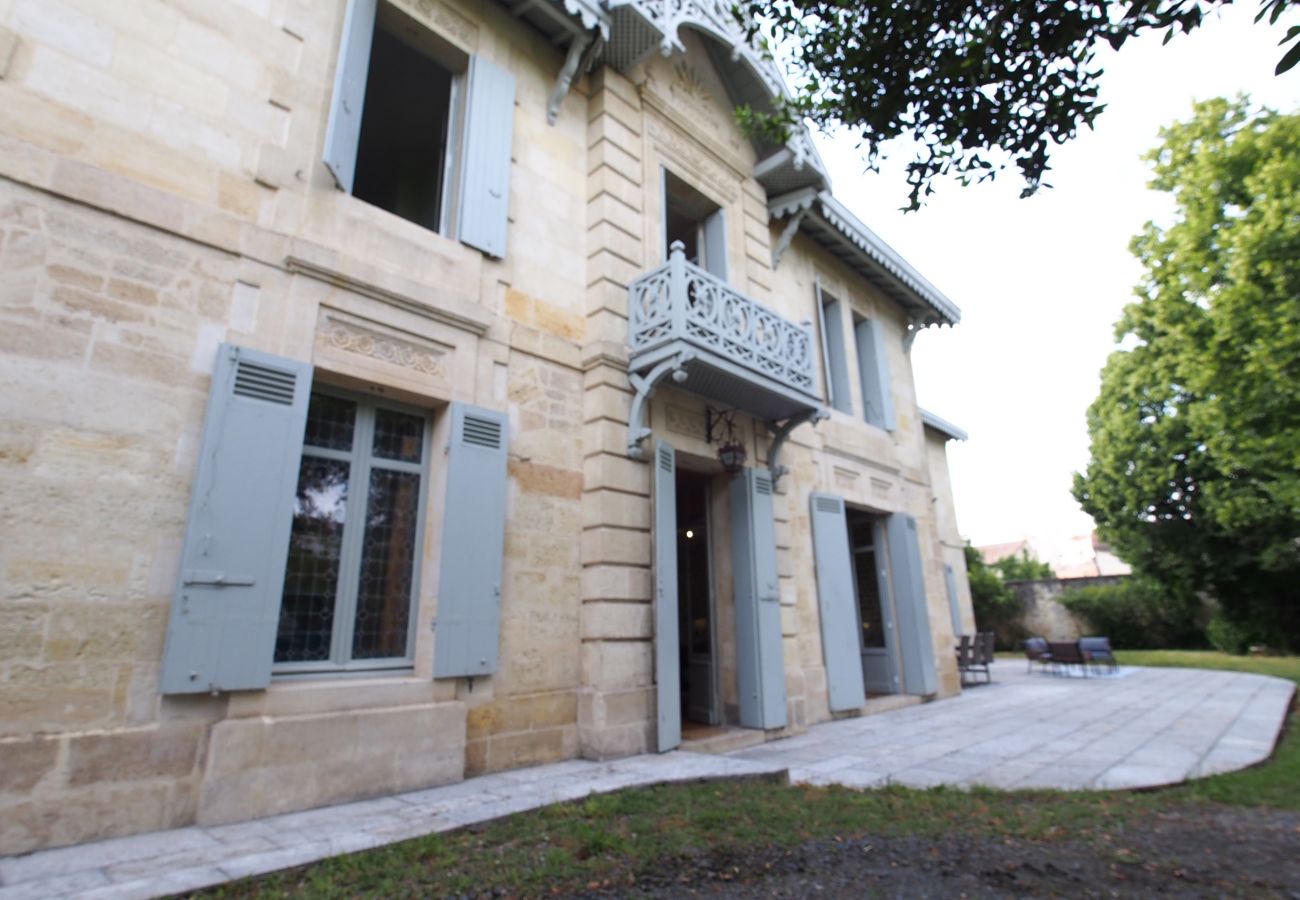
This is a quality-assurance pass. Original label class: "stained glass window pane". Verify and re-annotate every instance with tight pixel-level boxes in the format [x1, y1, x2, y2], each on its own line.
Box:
[372, 408, 424, 463]
[351, 467, 421, 659]
[276, 457, 350, 662]
[304, 393, 357, 451]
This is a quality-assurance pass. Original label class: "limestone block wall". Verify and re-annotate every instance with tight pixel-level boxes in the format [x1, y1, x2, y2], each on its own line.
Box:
[0, 0, 972, 856]
[926, 430, 975, 639]
[1008, 577, 1116, 642]
[0, 0, 597, 854]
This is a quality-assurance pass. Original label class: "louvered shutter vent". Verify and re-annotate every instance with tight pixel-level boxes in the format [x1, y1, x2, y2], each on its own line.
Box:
[160, 344, 312, 694]
[434, 403, 509, 678]
[233, 360, 297, 405]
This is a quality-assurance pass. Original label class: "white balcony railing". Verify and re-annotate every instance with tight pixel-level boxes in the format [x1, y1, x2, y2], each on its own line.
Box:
[628, 242, 816, 396]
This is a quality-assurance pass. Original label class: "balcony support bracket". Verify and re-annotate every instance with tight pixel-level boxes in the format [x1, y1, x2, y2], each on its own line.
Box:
[627, 349, 697, 460]
[767, 406, 829, 487]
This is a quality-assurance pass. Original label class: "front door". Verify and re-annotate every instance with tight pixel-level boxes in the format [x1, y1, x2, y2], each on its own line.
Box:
[847, 510, 900, 695]
[677, 471, 718, 725]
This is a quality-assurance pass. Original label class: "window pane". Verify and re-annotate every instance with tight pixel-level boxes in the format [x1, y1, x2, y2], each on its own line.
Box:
[276, 457, 350, 662]
[372, 408, 424, 463]
[351, 467, 421, 659]
[304, 393, 357, 451]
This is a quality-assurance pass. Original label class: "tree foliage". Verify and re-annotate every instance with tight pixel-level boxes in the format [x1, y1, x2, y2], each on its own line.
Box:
[1073, 98, 1300, 651]
[1059, 577, 1208, 649]
[991, 550, 1054, 582]
[739, 1, 1299, 208]
[964, 543, 1025, 647]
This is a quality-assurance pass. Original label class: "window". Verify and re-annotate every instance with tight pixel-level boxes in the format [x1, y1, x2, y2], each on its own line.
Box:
[159, 344, 511, 695]
[352, 15, 456, 233]
[324, 0, 516, 257]
[275, 390, 431, 673]
[663, 170, 727, 280]
[853, 315, 896, 430]
[816, 285, 852, 414]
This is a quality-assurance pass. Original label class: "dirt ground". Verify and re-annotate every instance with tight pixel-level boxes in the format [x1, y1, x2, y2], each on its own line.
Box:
[580, 807, 1300, 899]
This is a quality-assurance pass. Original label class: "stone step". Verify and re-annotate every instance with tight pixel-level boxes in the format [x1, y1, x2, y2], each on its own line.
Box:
[679, 725, 768, 755]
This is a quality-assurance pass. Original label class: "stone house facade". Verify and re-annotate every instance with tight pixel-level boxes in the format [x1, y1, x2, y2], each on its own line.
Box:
[0, 0, 973, 855]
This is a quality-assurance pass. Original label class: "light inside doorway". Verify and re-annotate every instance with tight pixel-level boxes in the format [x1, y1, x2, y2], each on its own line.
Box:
[676, 470, 716, 726]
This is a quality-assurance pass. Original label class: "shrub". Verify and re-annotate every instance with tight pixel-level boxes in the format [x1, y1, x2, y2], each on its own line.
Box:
[1059, 577, 1207, 650]
[964, 544, 1026, 649]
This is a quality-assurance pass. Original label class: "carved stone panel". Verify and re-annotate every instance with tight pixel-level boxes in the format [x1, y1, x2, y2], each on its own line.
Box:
[666, 403, 707, 441]
[315, 307, 452, 380]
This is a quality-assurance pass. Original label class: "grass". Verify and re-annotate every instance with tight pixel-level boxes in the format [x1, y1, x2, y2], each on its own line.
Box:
[201, 651, 1298, 899]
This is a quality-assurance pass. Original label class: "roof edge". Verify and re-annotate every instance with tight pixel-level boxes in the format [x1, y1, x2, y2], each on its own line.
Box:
[921, 409, 968, 442]
[811, 194, 961, 326]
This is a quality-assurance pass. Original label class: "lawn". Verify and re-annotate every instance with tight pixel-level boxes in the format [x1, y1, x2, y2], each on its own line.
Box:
[199, 651, 1298, 898]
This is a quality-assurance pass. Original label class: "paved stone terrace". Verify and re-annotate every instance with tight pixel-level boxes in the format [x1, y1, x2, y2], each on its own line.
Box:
[0, 662, 1292, 900]
[733, 660, 1295, 790]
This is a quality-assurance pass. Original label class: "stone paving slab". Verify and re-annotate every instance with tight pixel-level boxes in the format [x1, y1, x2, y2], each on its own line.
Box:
[732, 661, 1294, 794]
[0, 663, 1291, 900]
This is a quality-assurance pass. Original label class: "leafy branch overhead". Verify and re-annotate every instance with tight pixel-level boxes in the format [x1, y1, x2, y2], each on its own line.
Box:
[737, 1, 1299, 209]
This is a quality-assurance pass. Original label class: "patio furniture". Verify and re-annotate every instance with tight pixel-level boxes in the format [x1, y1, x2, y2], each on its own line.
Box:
[1079, 636, 1117, 674]
[1047, 640, 1092, 677]
[1023, 637, 1052, 673]
[974, 631, 995, 684]
[956, 633, 993, 686]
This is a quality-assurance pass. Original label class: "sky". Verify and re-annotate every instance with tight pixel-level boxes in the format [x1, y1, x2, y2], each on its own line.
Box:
[812, 4, 1300, 551]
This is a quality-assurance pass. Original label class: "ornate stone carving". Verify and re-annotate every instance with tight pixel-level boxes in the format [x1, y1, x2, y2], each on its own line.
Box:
[645, 115, 741, 202]
[666, 403, 706, 440]
[672, 61, 711, 106]
[316, 309, 449, 378]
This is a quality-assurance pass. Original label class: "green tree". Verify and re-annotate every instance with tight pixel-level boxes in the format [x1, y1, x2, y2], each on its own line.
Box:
[991, 550, 1054, 582]
[1073, 98, 1300, 651]
[739, 1, 1299, 208]
[964, 543, 1023, 647]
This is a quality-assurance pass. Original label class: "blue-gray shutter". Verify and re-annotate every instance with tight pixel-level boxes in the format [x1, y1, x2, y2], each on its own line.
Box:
[817, 286, 852, 414]
[702, 207, 727, 281]
[854, 317, 896, 430]
[457, 55, 516, 258]
[160, 344, 312, 694]
[730, 468, 787, 729]
[809, 493, 866, 712]
[653, 439, 681, 752]
[886, 513, 938, 696]
[322, 0, 378, 193]
[945, 564, 963, 636]
[433, 403, 508, 678]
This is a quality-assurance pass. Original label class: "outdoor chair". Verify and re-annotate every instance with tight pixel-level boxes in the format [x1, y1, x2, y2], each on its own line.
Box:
[1047, 640, 1092, 677]
[1079, 636, 1117, 674]
[973, 631, 995, 684]
[1023, 637, 1052, 673]
[955, 634, 976, 686]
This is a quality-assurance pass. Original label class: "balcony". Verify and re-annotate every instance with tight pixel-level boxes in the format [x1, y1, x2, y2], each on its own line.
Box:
[626, 242, 825, 458]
